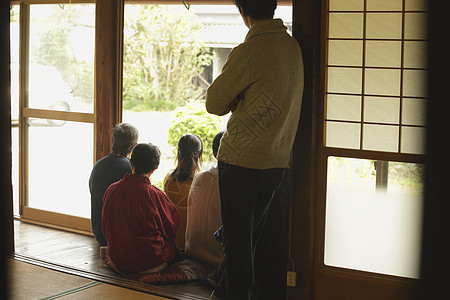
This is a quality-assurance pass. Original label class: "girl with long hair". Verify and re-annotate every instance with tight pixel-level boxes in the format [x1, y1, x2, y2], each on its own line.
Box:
[163, 133, 203, 249]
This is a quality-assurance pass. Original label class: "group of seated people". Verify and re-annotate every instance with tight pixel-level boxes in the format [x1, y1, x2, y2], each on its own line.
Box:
[89, 122, 224, 282]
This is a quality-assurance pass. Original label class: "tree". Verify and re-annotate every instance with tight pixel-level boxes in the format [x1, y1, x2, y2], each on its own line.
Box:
[10, 6, 19, 22]
[123, 5, 213, 111]
[32, 5, 95, 104]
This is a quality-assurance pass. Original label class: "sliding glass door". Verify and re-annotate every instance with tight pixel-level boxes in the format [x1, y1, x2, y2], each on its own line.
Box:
[11, 2, 95, 231]
[314, 0, 427, 298]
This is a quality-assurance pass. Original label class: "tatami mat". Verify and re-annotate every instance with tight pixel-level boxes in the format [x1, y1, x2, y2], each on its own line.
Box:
[9, 259, 94, 299]
[8, 259, 169, 300]
[58, 282, 170, 300]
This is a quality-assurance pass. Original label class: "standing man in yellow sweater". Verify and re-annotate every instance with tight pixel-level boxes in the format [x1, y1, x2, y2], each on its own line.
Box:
[205, 0, 304, 299]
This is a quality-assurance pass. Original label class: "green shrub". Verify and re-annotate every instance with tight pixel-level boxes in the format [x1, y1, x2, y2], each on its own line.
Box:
[167, 100, 224, 161]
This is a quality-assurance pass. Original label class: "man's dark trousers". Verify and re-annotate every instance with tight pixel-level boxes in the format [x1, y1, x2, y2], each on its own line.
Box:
[216, 161, 286, 300]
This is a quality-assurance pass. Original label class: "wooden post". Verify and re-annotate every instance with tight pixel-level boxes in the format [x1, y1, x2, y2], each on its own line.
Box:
[375, 161, 389, 190]
[419, 1, 450, 299]
[1, 1, 14, 298]
[94, 0, 124, 161]
[289, 0, 322, 299]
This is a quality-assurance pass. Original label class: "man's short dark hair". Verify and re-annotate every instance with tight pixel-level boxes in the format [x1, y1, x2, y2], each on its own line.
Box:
[130, 143, 161, 175]
[235, 0, 277, 20]
[212, 131, 225, 158]
[111, 123, 139, 156]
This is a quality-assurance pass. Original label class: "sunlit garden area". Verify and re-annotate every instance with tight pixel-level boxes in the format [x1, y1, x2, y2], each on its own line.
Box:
[10, 4, 292, 217]
[121, 4, 292, 187]
[121, 5, 242, 187]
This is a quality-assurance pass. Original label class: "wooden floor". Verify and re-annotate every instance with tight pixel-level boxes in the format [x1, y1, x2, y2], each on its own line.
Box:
[9, 258, 170, 300]
[12, 220, 213, 300]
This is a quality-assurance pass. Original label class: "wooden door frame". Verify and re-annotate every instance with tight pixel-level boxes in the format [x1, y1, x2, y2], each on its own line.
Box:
[94, 0, 123, 161]
[2, 0, 14, 298]
[287, 0, 322, 299]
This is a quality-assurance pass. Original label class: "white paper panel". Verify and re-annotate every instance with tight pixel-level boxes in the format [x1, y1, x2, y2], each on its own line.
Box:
[329, 0, 364, 11]
[405, 0, 428, 12]
[366, 13, 402, 39]
[403, 69, 428, 98]
[367, 0, 402, 11]
[326, 122, 361, 149]
[365, 69, 401, 96]
[363, 124, 399, 152]
[404, 13, 428, 40]
[329, 13, 364, 38]
[402, 98, 426, 126]
[325, 0, 427, 154]
[401, 126, 426, 154]
[404, 41, 427, 69]
[364, 97, 400, 124]
[328, 67, 363, 94]
[365, 41, 402, 68]
[328, 40, 363, 66]
[327, 94, 361, 122]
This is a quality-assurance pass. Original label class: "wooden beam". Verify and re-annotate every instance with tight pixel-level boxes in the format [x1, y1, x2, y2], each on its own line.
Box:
[22, 108, 94, 123]
[21, 207, 92, 234]
[126, 0, 293, 5]
[95, 0, 124, 161]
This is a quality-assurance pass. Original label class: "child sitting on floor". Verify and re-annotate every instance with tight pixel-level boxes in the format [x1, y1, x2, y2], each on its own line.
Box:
[102, 142, 180, 274]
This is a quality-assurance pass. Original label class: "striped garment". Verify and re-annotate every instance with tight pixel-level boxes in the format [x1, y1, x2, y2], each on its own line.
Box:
[102, 173, 180, 273]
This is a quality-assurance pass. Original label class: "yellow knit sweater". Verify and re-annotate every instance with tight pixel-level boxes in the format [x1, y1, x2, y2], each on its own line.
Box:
[206, 19, 304, 169]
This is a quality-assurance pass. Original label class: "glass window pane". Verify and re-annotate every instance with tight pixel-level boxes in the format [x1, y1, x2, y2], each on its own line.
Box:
[363, 124, 399, 152]
[27, 119, 93, 218]
[402, 98, 426, 126]
[404, 12, 428, 40]
[12, 126, 19, 217]
[328, 40, 363, 66]
[325, 157, 424, 278]
[367, 0, 403, 11]
[10, 6, 20, 122]
[326, 122, 361, 149]
[403, 69, 428, 98]
[365, 41, 401, 68]
[329, 13, 364, 39]
[327, 67, 362, 94]
[327, 94, 361, 122]
[329, 0, 364, 11]
[364, 97, 400, 124]
[28, 5, 95, 113]
[404, 41, 427, 69]
[365, 69, 401, 96]
[366, 13, 402, 39]
[401, 126, 426, 154]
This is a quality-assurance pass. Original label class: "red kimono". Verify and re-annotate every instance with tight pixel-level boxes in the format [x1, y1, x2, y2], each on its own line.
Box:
[102, 173, 180, 273]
